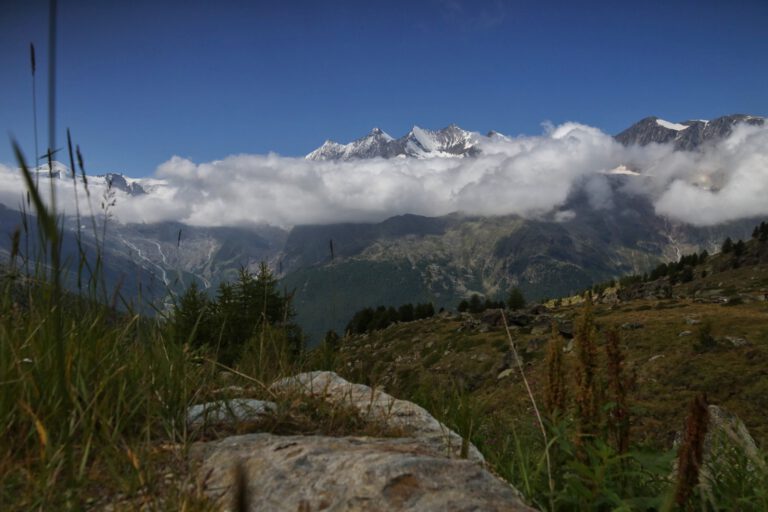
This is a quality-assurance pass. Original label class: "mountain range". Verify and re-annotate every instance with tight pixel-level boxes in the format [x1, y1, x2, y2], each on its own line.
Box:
[1, 113, 765, 343]
[615, 114, 764, 150]
[306, 124, 482, 161]
[306, 113, 764, 161]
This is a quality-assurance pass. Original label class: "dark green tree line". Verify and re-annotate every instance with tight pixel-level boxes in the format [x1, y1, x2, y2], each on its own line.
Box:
[172, 262, 302, 365]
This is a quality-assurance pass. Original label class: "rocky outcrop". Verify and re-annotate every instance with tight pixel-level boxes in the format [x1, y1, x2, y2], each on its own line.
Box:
[703, 405, 761, 466]
[191, 372, 536, 511]
[194, 434, 534, 511]
[270, 371, 483, 462]
[615, 114, 764, 150]
[674, 404, 765, 502]
[187, 398, 276, 428]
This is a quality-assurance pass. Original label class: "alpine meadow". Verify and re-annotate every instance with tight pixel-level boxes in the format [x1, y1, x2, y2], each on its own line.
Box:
[2, 1, 768, 510]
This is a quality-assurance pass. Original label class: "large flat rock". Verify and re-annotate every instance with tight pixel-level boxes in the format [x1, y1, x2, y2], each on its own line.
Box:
[194, 433, 535, 511]
[270, 371, 484, 462]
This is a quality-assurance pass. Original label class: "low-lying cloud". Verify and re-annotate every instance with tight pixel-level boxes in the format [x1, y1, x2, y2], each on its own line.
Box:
[1, 121, 767, 228]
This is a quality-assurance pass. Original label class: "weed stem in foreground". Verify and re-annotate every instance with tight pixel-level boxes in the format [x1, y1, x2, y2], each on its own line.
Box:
[501, 309, 555, 509]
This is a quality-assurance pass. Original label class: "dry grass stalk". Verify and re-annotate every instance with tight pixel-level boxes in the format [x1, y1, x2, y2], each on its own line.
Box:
[544, 321, 567, 419]
[501, 309, 555, 503]
[233, 460, 250, 512]
[675, 393, 709, 508]
[574, 295, 600, 443]
[605, 329, 630, 454]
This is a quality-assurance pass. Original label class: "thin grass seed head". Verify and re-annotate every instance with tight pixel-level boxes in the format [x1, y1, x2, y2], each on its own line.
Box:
[11, 226, 21, 263]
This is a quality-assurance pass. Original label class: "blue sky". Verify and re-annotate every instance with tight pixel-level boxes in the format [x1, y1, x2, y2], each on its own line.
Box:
[1, 0, 767, 177]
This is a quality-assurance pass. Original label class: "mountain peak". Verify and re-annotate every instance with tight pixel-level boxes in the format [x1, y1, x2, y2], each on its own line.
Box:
[368, 127, 393, 141]
[615, 113, 765, 150]
[306, 124, 481, 161]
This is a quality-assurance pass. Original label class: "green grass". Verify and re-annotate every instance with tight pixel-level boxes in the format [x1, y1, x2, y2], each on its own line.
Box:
[0, 151, 214, 509]
[5, 139, 768, 510]
[334, 263, 768, 510]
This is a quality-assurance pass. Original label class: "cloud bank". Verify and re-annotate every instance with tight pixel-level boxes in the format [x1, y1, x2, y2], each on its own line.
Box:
[1, 121, 767, 228]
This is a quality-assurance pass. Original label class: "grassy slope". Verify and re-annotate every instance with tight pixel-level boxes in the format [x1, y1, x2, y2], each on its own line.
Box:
[334, 246, 768, 449]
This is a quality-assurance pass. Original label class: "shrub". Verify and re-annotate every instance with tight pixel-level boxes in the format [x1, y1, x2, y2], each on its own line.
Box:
[694, 320, 717, 352]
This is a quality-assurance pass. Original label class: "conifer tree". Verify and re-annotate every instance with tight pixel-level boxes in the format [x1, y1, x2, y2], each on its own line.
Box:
[173, 281, 212, 348]
[507, 287, 526, 310]
[733, 239, 746, 257]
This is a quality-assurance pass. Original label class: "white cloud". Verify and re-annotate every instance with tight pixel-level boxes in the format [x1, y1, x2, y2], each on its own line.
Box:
[653, 124, 768, 225]
[1, 122, 767, 228]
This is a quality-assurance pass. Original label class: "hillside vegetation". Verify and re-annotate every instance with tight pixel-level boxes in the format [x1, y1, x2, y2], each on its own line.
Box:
[3, 144, 768, 509]
[326, 230, 768, 508]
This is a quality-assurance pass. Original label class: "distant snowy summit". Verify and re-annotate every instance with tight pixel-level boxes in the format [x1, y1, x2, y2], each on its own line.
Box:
[307, 114, 765, 161]
[306, 124, 482, 161]
[615, 114, 764, 150]
[30, 162, 146, 196]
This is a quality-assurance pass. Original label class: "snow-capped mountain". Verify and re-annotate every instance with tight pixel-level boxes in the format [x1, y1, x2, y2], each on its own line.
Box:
[308, 113, 766, 162]
[615, 114, 765, 150]
[306, 124, 481, 161]
[101, 173, 146, 196]
[28, 161, 147, 196]
[31, 160, 74, 180]
[306, 128, 398, 160]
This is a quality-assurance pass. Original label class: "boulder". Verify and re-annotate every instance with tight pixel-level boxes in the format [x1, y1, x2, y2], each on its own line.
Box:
[506, 312, 533, 327]
[194, 434, 535, 511]
[527, 304, 549, 315]
[525, 337, 547, 353]
[557, 320, 574, 339]
[497, 368, 514, 380]
[270, 371, 483, 462]
[186, 399, 276, 428]
[480, 308, 505, 327]
[723, 336, 749, 347]
[674, 404, 765, 501]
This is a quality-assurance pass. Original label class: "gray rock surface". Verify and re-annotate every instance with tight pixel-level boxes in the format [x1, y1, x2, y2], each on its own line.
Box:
[270, 371, 484, 462]
[673, 404, 765, 501]
[705, 405, 761, 463]
[615, 114, 764, 150]
[186, 399, 276, 428]
[194, 434, 535, 512]
[723, 336, 749, 347]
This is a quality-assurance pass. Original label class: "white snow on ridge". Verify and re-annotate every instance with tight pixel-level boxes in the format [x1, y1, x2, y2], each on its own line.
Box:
[605, 165, 640, 176]
[411, 126, 438, 151]
[656, 119, 689, 131]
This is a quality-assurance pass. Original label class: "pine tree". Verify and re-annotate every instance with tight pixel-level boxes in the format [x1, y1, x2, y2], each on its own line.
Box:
[734, 239, 745, 257]
[175, 263, 303, 365]
[173, 281, 212, 348]
[468, 294, 483, 313]
[398, 303, 415, 322]
[507, 287, 526, 311]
